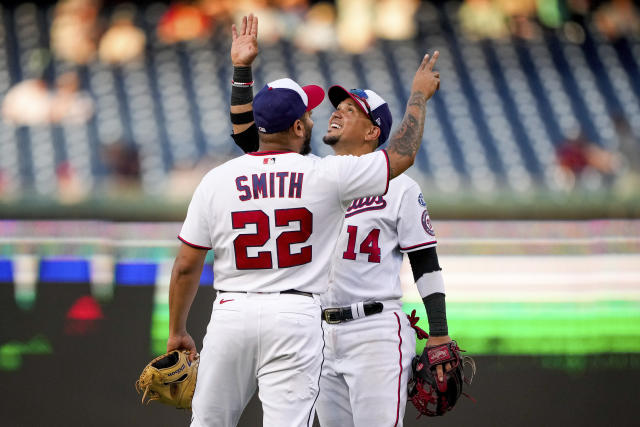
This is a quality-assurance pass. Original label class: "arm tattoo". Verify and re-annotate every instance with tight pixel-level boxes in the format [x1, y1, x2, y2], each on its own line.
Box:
[388, 92, 427, 158]
[390, 114, 420, 156]
[408, 92, 427, 108]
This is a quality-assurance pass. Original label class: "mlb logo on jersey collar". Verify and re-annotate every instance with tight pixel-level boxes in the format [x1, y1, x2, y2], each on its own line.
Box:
[263, 157, 276, 165]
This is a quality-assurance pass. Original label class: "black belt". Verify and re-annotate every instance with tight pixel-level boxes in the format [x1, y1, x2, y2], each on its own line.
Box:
[218, 289, 313, 298]
[322, 302, 384, 324]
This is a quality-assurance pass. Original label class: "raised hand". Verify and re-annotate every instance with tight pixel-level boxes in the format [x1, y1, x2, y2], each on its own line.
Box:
[386, 50, 441, 179]
[411, 51, 440, 100]
[231, 13, 259, 67]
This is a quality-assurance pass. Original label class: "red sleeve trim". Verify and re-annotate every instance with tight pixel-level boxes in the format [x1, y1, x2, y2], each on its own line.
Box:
[382, 149, 390, 195]
[178, 235, 211, 250]
[400, 240, 437, 251]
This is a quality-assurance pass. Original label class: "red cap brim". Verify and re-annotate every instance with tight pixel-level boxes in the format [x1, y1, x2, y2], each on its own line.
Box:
[302, 85, 325, 111]
[328, 85, 369, 117]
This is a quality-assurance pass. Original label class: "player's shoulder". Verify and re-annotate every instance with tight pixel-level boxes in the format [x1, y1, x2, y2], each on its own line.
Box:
[195, 155, 252, 187]
[395, 173, 418, 185]
[319, 151, 384, 167]
[389, 173, 420, 192]
[312, 153, 346, 170]
[200, 156, 237, 178]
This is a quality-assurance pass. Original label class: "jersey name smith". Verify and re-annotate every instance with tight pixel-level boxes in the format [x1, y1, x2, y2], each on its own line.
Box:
[235, 172, 304, 201]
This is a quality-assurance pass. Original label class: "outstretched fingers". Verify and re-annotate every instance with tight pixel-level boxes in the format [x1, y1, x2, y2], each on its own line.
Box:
[240, 15, 248, 35]
[426, 50, 440, 70]
[246, 14, 253, 36]
[420, 53, 430, 71]
[235, 14, 258, 39]
[250, 14, 258, 37]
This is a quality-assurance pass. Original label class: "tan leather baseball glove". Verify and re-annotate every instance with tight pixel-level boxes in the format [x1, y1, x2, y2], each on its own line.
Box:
[135, 350, 199, 410]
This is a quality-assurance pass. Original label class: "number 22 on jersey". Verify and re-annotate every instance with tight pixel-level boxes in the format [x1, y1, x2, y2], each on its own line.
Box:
[232, 208, 313, 269]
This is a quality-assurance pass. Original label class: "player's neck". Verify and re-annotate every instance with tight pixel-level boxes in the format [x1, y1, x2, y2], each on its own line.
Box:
[332, 140, 375, 157]
[257, 142, 298, 153]
[257, 131, 303, 153]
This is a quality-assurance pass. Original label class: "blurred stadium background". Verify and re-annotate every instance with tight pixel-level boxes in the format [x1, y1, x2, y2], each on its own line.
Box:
[0, 0, 638, 426]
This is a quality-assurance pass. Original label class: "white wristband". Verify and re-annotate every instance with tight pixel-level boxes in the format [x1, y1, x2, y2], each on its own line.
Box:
[415, 270, 445, 298]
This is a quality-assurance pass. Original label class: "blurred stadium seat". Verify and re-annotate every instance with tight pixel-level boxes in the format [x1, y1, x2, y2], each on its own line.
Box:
[0, 1, 638, 198]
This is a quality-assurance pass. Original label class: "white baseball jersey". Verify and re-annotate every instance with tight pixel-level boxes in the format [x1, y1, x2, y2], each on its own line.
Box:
[179, 149, 390, 294]
[320, 173, 437, 307]
[317, 173, 436, 427]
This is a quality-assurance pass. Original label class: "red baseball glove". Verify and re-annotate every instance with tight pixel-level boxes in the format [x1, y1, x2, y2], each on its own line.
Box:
[407, 312, 476, 417]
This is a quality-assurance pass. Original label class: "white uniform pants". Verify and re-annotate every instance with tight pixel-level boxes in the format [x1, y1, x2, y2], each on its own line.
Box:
[191, 292, 324, 427]
[316, 308, 416, 427]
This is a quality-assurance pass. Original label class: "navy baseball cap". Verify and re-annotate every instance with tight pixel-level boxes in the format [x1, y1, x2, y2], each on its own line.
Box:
[253, 78, 325, 134]
[328, 86, 393, 146]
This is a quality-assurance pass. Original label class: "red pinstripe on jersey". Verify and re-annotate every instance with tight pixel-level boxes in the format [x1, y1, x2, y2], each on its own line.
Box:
[393, 312, 403, 427]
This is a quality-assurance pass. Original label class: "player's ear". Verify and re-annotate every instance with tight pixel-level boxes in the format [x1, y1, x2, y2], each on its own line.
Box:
[365, 125, 381, 143]
[292, 119, 304, 138]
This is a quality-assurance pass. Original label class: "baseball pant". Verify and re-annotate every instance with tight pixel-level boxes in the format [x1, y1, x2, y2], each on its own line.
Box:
[316, 307, 416, 427]
[191, 291, 324, 427]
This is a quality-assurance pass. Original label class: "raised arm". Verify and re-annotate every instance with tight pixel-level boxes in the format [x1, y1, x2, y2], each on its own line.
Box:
[230, 14, 259, 142]
[386, 51, 440, 179]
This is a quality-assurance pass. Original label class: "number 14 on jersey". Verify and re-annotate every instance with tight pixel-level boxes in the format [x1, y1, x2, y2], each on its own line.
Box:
[342, 225, 381, 263]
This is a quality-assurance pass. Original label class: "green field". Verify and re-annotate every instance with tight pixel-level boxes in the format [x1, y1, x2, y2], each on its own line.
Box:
[149, 300, 640, 357]
[404, 301, 640, 355]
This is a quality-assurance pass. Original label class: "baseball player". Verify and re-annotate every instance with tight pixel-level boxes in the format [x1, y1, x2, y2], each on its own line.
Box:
[167, 13, 441, 427]
[229, 15, 450, 427]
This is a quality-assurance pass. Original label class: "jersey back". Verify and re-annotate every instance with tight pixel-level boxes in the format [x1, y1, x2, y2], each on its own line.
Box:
[179, 150, 390, 294]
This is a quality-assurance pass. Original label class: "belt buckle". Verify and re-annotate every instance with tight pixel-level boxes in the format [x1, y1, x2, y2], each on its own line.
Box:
[323, 308, 341, 324]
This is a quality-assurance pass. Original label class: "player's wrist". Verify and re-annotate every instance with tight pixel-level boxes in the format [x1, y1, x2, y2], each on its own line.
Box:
[426, 335, 451, 346]
[408, 89, 429, 103]
[231, 66, 254, 106]
[168, 325, 188, 336]
[422, 292, 449, 336]
[232, 66, 252, 83]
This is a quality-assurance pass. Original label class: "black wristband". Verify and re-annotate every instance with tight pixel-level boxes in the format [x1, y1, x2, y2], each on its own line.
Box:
[230, 110, 255, 125]
[231, 66, 253, 106]
[231, 86, 253, 106]
[233, 66, 252, 83]
[423, 292, 448, 336]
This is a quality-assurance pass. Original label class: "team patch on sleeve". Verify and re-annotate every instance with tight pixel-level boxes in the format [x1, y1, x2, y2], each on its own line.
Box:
[418, 193, 426, 207]
[421, 209, 435, 236]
